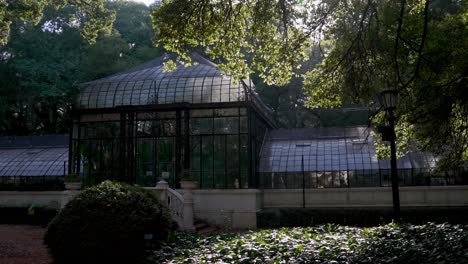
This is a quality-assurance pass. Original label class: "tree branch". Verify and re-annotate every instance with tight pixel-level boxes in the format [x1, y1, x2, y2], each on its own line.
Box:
[394, 0, 405, 87]
[400, 0, 430, 91]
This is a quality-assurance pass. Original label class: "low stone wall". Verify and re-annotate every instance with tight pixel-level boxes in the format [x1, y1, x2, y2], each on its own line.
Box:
[0, 191, 78, 209]
[191, 189, 261, 230]
[1, 186, 466, 229]
[262, 185, 468, 208]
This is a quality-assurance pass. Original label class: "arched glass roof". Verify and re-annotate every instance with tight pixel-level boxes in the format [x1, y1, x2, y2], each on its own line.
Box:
[78, 53, 267, 110]
[259, 127, 437, 173]
[0, 135, 68, 177]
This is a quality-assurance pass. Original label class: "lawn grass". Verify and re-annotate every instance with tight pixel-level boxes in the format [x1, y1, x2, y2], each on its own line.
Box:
[148, 222, 468, 263]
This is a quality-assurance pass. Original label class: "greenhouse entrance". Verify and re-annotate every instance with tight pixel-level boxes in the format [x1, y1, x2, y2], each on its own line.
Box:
[135, 135, 176, 187]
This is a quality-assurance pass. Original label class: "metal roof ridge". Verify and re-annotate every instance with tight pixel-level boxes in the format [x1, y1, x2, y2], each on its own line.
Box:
[82, 52, 219, 85]
[0, 145, 69, 150]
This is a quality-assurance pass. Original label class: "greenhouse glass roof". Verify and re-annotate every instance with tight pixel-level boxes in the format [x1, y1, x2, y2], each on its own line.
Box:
[0, 135, 68, 177]
[259, 127, 437, 173]
[78, 53, 272, 114]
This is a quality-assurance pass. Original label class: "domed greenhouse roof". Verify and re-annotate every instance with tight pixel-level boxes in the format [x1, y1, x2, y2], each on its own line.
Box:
[77, 53, 271, 115]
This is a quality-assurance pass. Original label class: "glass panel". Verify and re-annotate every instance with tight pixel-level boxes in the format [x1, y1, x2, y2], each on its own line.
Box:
[190, 109, 213, 118]
[157, 137, 175, 186]
[201, 171, 213, 189]
[72, 124, 79, 139]
[190, 137, 201, 171]
[213, 135, 225, 188]
[226, 135, 239, 170]
[214, 117, 239, 134]
[79, 139, 119, 187]
[136, 139, 155, 186]
[137, 120, 159, 137]
[189, 136, 201, 183]
[240, 117, 248, 133]
[214, 108, 238, 117]
[214, 171, 225, 189]
[225, 171, 236, 189]
[240, 108, 247, 116]
[80, 122, 120, 139]
[201, 135, 213, 188]
[161, 120, 176, 136]
[158, 111, 177, 119]
[137, 112, 157, 120]
[190, 118, 213, 135]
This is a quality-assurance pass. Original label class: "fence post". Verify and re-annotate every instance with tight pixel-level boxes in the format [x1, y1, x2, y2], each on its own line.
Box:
[181, 188, 195, 231]
[155, 180, 169, 205]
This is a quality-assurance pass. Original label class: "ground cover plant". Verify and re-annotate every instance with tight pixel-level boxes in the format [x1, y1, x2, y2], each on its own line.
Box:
[148, 222, 468, 263]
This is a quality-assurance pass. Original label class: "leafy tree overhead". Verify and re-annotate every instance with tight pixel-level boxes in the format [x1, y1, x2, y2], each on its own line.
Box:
[0, 0, 114, 46]
[0, 7, 81, 134]
[152, 0, 468, 167]
[109, 0, 156, 47]
[254, 45, 369, 128]
[79, 31, 134, 81]
[80, 1, 163, 81]
[0, 1, 162, 135]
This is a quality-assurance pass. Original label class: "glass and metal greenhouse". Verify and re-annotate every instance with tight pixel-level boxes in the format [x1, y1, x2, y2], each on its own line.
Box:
[70, 53, 273, 188]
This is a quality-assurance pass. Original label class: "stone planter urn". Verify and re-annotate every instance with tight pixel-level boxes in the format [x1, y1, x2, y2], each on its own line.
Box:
[179, 180, 199, 190]
[65, 182, 81, 191]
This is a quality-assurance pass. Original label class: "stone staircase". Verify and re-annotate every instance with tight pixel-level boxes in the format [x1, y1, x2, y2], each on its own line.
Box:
[194, 219, 219, 235]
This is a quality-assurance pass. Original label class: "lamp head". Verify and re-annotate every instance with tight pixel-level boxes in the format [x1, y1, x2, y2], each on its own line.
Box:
[381, 88, 398, 111]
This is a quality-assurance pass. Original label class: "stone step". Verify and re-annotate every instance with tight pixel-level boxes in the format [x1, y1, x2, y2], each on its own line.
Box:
[194, 219, 220, 235]
[197, 226, 218, 235]
[194, 222, 209, 230]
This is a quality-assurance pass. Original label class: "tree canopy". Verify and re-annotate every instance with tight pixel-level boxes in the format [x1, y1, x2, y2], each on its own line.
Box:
[0, 0, 114, 46]
[152, 0, 468, 167]
[0, 1, 162, 135]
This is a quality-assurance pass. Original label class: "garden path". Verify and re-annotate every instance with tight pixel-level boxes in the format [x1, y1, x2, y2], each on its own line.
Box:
[0, 225, 51, 264]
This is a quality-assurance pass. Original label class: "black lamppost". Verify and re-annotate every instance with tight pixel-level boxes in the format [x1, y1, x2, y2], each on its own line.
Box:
[381, 88, 401, 221]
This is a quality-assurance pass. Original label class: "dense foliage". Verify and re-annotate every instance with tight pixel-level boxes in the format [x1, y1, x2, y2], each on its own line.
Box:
[0, 1, 162, 135]
[44, 181, 175, 264]
[152, 0, 468, 167]
[149, 223, 468, 263]
[0, 0, 114, 45]
[253, 46, 369, 128]
[307, 0, 468, 167]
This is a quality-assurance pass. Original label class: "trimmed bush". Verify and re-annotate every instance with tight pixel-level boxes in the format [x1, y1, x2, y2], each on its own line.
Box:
[44, 181, 175, 264]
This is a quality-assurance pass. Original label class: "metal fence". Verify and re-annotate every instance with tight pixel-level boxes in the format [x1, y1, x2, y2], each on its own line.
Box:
[259, 168, 468, 189]
[0, 176, 65, 191]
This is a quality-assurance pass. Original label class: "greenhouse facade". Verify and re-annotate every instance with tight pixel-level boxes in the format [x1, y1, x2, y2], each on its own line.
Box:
[68, 53, 466, 189]
[258, 127, 466, 188]
[71, 53, 273, 188]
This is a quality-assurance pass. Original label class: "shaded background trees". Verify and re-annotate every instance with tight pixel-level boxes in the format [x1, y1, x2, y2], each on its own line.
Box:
[253, 45, 369, 128]
[0, 1, 163, 135]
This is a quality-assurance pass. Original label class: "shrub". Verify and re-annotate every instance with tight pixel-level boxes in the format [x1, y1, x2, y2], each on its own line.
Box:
[44, 181, 175, 264]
